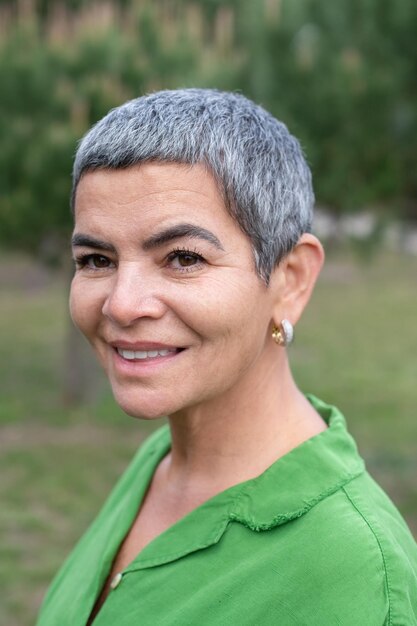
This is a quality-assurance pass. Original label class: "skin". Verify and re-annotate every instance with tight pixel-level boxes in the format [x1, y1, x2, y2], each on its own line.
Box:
[71, 162, 326, 618]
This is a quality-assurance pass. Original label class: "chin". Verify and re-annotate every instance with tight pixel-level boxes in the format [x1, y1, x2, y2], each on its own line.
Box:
[112, 388, 177, 421]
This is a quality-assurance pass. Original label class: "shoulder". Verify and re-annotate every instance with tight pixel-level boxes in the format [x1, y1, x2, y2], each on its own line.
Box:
[341, 472, 417, 625]
[292, 472, 417, 625]
[36, 425, 170, 625]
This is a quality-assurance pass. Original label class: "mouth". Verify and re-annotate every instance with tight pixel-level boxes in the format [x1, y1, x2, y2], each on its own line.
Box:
[108, 340, 186, 369]
[116, 347, 182, 361]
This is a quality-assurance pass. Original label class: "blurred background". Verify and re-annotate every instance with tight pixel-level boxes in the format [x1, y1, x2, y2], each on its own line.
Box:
[0, 0, 416, 623]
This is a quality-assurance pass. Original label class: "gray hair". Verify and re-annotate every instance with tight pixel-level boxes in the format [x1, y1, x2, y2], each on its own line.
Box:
[72, 88, 314, 282]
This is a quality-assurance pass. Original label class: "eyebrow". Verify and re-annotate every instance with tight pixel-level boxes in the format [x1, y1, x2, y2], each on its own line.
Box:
[142, 223, 225, 251]
[71, 234, 117, 253]
[71, 223, 225, 254]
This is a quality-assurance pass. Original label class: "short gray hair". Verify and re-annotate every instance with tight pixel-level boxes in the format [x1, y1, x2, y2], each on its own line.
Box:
[72, 88, 314, 282]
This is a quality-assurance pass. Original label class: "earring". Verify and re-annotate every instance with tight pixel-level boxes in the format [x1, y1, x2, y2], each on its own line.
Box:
[272, 319, 294, 346]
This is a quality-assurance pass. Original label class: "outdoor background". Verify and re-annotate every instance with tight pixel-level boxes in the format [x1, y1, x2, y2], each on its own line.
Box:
[0, 1, 416, 624]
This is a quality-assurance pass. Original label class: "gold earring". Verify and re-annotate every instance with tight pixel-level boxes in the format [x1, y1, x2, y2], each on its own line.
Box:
[272, 319, 294, 346]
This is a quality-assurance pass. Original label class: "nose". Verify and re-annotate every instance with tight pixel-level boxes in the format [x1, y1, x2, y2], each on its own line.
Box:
[102, 263, 167, 327]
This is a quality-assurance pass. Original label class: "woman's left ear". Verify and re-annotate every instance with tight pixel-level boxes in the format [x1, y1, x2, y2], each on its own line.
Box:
[269, 234, 325, 326]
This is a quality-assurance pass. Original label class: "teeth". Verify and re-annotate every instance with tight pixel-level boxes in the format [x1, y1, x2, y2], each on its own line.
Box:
[117, 348, 176, 360]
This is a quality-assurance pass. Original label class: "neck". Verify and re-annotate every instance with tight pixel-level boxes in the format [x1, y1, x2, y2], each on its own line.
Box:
[163, 351, 326, 496]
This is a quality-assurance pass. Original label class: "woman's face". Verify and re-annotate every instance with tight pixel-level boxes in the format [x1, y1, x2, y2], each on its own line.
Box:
[70, 163, 279, 419]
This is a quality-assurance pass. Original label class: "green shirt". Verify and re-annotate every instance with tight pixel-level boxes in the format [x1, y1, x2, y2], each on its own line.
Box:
[37, 396, 417, 625]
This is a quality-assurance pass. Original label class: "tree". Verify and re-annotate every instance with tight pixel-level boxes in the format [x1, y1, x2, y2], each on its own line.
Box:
[233, 0, 417, 219]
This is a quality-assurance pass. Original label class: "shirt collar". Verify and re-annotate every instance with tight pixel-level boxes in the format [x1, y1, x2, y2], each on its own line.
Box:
[229, 395, 365, 530]
[126, 395, 365, 571]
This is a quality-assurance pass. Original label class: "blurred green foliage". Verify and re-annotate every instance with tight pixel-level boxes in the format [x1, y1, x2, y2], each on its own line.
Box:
[0, 0, 416, 259]
[237, 0, 417, 216]
[0, 1, 202, 258]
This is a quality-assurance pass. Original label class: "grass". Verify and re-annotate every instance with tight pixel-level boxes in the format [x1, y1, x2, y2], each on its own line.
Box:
[1, 248, 416, 625]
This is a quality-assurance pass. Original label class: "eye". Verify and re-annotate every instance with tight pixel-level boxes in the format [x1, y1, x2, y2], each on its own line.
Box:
[74, 253, 115, 271]
[166, 248, 205, 273]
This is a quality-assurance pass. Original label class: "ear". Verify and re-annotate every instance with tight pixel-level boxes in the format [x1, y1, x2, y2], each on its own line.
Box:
[269, 234, 324, 326]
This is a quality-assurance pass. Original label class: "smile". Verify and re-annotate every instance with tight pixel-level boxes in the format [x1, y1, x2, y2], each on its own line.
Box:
[116, 348, 179, 360]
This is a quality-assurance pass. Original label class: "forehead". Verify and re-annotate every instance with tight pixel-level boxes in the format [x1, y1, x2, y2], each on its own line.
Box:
[72, 163, 257, 263]
[74, 162, 229, 226]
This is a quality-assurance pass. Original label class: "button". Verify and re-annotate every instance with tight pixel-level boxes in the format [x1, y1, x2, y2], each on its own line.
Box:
[110, 572, 123, 590]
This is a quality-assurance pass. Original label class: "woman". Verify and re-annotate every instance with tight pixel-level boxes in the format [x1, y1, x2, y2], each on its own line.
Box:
[37, 89, 417, 625]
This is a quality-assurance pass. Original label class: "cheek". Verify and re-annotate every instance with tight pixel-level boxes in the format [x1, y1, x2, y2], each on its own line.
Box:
[69, 278, 100, 337]
[173, 274, 271, 347]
